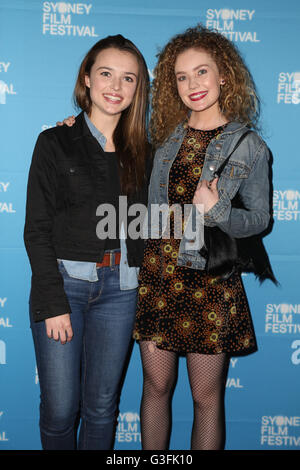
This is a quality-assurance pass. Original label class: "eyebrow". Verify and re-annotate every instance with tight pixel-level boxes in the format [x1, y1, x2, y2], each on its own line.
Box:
[175, 64, 210, 75]
[96, 66, 138, 77]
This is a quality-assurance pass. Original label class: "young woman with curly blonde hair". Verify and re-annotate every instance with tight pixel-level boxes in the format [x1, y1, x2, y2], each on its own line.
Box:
[133, 24, 274, 450]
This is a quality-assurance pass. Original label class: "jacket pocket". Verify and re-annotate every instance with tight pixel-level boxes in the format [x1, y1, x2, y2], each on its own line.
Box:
[221, 161, 250, 179]
[217, 161, 250, 200]
[63, 164, 93, 203]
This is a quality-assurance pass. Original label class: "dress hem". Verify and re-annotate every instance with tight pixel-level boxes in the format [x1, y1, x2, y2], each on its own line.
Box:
[133, 336, 258, 357]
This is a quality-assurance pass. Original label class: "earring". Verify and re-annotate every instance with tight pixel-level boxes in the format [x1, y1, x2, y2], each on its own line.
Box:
[220, 79, 225, 85]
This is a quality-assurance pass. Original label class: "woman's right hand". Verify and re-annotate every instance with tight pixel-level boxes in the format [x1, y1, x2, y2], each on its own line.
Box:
[45, 313, 73, 344]
[56, 115, 76, 127]
[193, 177, 219, 213]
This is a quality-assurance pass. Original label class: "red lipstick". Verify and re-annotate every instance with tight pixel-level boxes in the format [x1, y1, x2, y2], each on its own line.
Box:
[189, 91, 208, 101]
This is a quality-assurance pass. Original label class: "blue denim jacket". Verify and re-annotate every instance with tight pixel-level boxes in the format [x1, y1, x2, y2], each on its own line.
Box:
[147, 121, 271, 270]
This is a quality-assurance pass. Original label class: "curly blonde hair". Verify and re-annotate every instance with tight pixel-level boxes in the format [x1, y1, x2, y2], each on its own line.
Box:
[150, 24, 260, 146]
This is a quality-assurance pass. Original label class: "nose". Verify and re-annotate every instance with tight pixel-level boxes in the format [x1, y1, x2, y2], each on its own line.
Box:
[188, 75, 199, 89]
[111, 76, 121, 91]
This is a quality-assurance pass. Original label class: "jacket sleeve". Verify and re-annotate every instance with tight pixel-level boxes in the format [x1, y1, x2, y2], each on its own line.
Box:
[204, 139, 271, 238]
[24, 133, 71, 322]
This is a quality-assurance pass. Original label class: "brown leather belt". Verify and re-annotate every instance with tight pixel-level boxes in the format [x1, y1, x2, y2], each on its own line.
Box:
[96, 251, 121, 268]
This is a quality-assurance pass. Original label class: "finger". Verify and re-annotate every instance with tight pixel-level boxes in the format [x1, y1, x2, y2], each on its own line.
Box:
[46, 327, 53, 340]
[207, 176, 218, 188]
[56, 121, 63, 126]
[52, 329, 60, 341]
[209, 178, 219, 192]
[64, 116, 75, 127]
[59, 328, 67, 345]
[66, 325, 74, 342]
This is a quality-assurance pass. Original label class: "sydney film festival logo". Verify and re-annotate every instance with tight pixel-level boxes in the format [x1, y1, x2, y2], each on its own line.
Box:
[42, 1, 98, 37]
[265, 303, 300, 335]
[273, 189, 300, 222]
[205, 8, 259, 42]
[277, 72, 300, 105]
[0, 61, 17, 105]
[261, 416, 300, 448]
[0, 297, 10, 370]
[0, 411, 9, 443]
[116, 412, 141, 444]
[0, 340, 6, 365]
[0, 181, 16, 214]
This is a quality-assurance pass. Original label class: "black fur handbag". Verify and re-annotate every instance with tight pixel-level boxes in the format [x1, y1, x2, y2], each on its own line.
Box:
[199, 130, 277, 284]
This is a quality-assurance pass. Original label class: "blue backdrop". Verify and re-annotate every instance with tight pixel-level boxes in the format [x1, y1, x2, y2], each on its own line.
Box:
[0, 0, 299, 451]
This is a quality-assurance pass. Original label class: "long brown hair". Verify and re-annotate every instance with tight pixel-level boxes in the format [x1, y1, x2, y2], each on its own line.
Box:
[74, 35, 150, 195]
[150, 24, 260, 147]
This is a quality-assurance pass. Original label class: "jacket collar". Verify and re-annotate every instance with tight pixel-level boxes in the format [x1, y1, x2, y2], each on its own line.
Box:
[70, 111, 108, 150]
[219, 121, 249, 134]
[70, 111, 94, 140]
[174, 120, 248, 139]
[66, 111, 108, 162]
[83, 112, 107, 149]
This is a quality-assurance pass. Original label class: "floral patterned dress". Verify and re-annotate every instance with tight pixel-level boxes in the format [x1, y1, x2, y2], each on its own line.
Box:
[133, 126, 257, 356]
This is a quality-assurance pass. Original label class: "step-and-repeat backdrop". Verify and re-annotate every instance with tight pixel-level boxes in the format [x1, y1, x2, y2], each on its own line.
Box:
[0, 0, 299, 451]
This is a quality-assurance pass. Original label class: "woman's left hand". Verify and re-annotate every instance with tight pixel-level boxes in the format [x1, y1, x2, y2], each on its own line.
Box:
[193, 177, 219, 213]
[56, 115, 75, 127]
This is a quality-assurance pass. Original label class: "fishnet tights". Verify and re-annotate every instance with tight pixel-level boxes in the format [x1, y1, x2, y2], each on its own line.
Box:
[139, 341, 228, 450]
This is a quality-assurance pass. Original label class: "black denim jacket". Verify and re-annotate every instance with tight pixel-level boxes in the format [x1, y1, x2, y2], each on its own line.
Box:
[24, 112, 152, 322]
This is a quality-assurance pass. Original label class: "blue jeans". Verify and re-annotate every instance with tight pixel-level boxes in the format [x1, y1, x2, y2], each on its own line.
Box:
[30, 261, 137, 450]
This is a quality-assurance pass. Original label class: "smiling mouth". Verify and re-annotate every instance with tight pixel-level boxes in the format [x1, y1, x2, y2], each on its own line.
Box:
[103, 94, 123, 103]
[189, 91, 208, 101]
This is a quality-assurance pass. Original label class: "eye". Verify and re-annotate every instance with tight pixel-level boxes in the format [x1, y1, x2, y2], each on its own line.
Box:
[123, 76, 134, 83]
[198, 68, 207, 76]
[177, 75, 186, 82]
[100, 71, 111, 77]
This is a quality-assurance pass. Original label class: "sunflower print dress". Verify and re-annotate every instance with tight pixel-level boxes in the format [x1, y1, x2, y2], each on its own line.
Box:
[133, 125, 257, 356]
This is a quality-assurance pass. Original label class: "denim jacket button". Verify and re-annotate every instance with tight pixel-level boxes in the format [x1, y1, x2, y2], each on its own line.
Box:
[215, 144, 222, 150]
[209, 165, 216, 172]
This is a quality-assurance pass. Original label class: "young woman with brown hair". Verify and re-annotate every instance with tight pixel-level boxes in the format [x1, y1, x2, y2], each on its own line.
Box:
[133, 24, 274, 450]
[24, 34, 151, 450]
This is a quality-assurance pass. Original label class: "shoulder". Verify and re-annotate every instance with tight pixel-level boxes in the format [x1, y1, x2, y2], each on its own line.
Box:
[243, 129, 270, 163]
[31, 113, 85, 168]
[244, 128, 268, 149]
[232, 123, 268, 148]
[32, 126, 71, 164]
[224, 123, 270, 166]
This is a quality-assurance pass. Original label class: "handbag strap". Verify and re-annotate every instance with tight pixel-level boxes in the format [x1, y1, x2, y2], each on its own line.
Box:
[212, 129, 253, 180]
